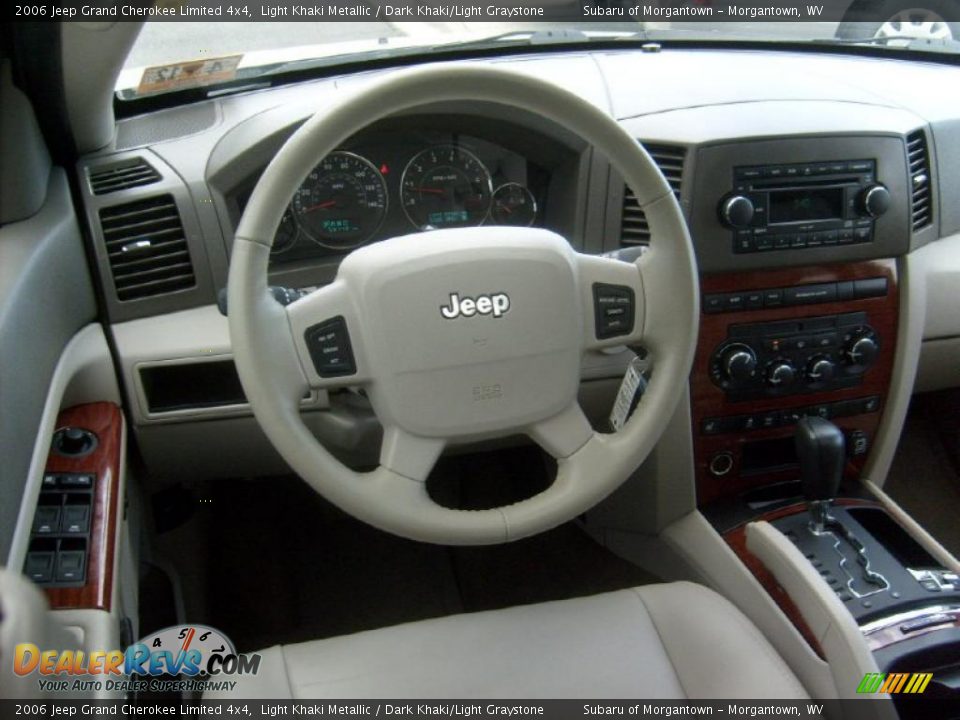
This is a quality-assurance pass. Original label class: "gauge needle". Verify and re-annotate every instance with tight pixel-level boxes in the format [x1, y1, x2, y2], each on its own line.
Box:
[181, 627, 196, 652]
[417, 187, 446, 195]
[302, 200, 338, 213]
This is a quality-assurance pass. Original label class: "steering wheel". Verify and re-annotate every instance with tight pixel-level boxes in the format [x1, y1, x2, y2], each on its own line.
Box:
[229, 65, 699, 545]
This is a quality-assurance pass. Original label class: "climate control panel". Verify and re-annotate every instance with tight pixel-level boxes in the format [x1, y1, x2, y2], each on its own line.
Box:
[709, 312, 879, 400]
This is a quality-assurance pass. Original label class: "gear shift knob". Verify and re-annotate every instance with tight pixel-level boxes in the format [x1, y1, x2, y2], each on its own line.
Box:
[796, 416, 845, 501]
[795, 417, 845, 532]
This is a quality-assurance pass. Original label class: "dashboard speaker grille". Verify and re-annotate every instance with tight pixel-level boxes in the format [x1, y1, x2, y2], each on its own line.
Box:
[621, 144, 686, 246]
[98, 195, 196, 302]
[907, 129, 932, 231]
[88, 157, 161, 195]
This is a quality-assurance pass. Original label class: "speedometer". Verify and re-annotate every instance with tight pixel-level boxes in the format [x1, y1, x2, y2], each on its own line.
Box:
[292, 151, 388, 250]
[400, 145, 492, 230]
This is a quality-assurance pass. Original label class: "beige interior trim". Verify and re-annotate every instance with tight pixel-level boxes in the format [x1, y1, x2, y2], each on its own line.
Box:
[0, 570, 73, 698]
[745, 521, 895, 713]
[652, 511, 836, 699]
[60, 23, 142, 153]
[862, 253, 925, 489]
[915, 336, 960, 393]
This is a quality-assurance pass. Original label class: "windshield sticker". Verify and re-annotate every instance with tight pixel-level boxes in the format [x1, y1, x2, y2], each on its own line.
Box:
[137, 54, 242, 96]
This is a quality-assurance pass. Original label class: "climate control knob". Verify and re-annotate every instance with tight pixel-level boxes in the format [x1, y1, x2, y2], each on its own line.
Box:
[845, 333, 879, 369]
[766, 361, 796, 388]
[720, 195, 755, 229]
[720, 344, 758, 383]
[806, 356, 836, 383]
[859, 184, 891, 218]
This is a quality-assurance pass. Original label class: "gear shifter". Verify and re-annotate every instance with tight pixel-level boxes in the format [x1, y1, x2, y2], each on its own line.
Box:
[792, 417, 890, 595]
[795, 416, 845, 533]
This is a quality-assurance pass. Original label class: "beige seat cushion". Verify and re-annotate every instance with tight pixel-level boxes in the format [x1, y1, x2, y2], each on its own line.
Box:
[207, 581, 808, 699]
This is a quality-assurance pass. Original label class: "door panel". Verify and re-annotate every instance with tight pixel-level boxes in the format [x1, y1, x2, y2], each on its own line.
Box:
[0, 61, 98, 562]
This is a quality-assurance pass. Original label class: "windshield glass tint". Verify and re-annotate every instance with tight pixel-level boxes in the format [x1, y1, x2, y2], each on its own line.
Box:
[118, 17, 960, 99]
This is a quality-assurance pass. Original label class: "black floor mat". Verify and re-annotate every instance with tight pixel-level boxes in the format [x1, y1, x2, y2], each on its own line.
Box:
[203, 476, 461, 653]
[191, 447, 658, 653]
[450, 524, 658, 613]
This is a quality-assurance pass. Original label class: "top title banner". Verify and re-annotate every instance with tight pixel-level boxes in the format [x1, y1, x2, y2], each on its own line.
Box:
[12, 0, 959, 23]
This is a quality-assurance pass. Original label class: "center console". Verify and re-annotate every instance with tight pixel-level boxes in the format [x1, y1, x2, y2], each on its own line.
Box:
[692, 259, 898, 507]
[683, 131, 959, 707]
[693, 257, 960, 704]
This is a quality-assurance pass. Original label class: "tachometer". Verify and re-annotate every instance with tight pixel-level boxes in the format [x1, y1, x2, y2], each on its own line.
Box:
[292, 151, 387, 250]
[400, 145, 492, 230]
[271, 207, 298, 254]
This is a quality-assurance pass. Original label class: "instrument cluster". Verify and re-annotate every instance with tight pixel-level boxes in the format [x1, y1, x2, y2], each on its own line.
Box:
[251, 133, 546, 263]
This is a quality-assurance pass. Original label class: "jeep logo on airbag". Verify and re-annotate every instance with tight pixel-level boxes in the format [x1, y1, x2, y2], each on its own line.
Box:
[440, 292, 510, 319]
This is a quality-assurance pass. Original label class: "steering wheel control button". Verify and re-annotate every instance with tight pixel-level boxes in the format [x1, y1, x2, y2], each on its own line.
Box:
[304, 317, 356, 378]
[593, 283, 635, 340]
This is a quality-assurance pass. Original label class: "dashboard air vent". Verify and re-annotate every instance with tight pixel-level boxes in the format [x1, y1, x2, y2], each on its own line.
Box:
[98, 195, 196, 301]
[906, 130, 932, 231]
[621, 144, 686, 246]
[88, 157, 161, 195]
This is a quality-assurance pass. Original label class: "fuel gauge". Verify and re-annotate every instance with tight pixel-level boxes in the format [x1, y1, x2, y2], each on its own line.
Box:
[490, 183, 537, 227]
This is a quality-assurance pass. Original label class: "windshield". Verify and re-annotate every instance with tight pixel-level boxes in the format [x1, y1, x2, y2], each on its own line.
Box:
[118, 9, 960, 100]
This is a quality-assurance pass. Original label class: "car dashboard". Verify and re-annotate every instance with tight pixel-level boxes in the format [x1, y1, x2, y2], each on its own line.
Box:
[73, 47, 960, 492]
[8, 36, 960, 709]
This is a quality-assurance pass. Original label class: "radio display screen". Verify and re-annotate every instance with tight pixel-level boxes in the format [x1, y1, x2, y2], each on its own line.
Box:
[769, 188, 844, 224]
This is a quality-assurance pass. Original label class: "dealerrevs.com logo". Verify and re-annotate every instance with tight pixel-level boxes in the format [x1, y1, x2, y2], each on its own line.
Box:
[13, 624, 259, 694]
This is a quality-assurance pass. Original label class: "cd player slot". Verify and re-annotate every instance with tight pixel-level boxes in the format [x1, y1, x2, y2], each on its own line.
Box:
[751, 176, 860, 190]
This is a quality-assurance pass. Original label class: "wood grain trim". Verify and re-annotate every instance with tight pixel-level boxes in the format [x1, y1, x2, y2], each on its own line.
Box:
[43, 402, 123, 611]
[693, 259, 899, 506]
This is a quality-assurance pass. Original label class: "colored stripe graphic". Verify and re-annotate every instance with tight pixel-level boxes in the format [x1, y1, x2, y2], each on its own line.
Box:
[879, 673, 901, 693]
[906, 673, 933, 694]
[859, 672, 933, 694]
[857, 673, 885, 693]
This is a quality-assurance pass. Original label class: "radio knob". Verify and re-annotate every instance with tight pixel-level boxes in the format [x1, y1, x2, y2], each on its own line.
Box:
[859, 184, 891, 218]
[766, 361, 796, 388]
[720, 195, 755, 229]
[720, 344, 757, 383]
[845, 333, 879, 369]
[806, 356, 836, 383]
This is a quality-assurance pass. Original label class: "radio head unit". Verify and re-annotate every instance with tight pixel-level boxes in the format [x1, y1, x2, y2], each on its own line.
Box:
[721, 160, 891, 254]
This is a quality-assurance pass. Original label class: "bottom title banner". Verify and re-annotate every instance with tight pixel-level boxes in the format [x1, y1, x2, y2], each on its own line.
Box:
[3, 700, 956, 720]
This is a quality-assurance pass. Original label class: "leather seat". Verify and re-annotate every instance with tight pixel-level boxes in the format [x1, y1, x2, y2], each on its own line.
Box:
[209, 582, 808, 699]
